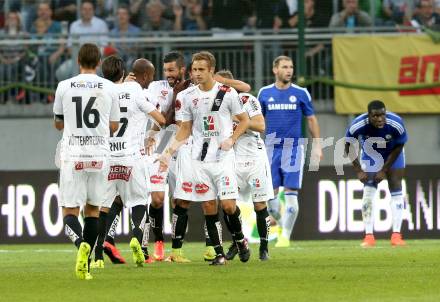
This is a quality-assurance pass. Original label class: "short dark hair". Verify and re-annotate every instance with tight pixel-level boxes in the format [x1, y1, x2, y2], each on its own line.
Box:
[192, 51, 216, 69]
[102, 55, 125, 83]
[163, 51, 185, 68]
[273, 55, 293, 68]
[78, 43, 101, 69]
[216, 69, 234, 79]
[81, 0, 95, 9]
[38, 1, 53, 10]
[368, 100, 386, 113]
[118, 3, 130, 13]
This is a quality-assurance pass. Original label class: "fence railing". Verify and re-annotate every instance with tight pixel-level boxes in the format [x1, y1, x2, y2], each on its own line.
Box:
[0, 28, 425, 116]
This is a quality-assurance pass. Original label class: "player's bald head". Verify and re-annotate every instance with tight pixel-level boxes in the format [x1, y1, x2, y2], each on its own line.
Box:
[132, 58, 155, 77]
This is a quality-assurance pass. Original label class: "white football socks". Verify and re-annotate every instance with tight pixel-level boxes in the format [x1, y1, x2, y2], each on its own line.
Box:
[391, 191, 404, 233]
[267, 197, 282, 226]
[281, 192, 299, 239]
[362, 185, 377, 234]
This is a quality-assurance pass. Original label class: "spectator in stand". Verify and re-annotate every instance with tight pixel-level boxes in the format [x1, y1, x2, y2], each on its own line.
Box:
[56, 1, 108, 81]
[0, 11, 27, 67]
[0, 11, 28, 103]
[95, 0, 116, 22]
[111, 5, 140, 66]
[30, 2, 66, 89]
[329, 0, 373, 28]
[358, 0, 385, 25]
[68, 0, 109, 47]
[8, 0, 37, 32]
[411, 0, 440, 29]
[142, 0, 177, 31]
[210, 0, 252, 30]
[111, 4, 141, 35]
[128, 0, 148, 27]
[52, 0, 77, 24]
[435, 0, 440, 14]
[31, 2, 62, 35]
[382, 0, 415, 25]
[285, 0, 329, 28]
[174, 0, 207, 31]
[129, 0, 176, 27]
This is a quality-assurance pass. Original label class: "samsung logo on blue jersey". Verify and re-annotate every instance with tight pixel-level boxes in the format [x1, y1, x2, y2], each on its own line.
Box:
[268, 103, 297, 110]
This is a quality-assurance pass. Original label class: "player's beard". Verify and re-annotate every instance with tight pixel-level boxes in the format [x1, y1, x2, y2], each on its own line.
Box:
[167, 77, 177, 87]
[282, 78, 291, 85]
[168, 74, 183, 87]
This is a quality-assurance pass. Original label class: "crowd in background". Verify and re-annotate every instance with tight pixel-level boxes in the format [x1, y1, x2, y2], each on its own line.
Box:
[1, 0, 440, 34]
[1, 0, 440, 104]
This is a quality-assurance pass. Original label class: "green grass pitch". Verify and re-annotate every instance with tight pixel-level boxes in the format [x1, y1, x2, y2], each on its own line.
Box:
[1, 240, 439, 302]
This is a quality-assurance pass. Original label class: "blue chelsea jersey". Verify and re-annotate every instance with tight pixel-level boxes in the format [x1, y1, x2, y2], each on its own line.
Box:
[345, 111, 408, 155]
[257, 83, 315, 145]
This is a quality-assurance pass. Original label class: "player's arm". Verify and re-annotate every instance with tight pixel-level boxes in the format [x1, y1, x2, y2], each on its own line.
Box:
[165, 79, 192, 126]
[214, 74, 251, 93]
[344, 141, 363, 172]
[109, 90, 120, 134]
[230, 112, 250, 144]
[248, 114, 265, 133]
[382, 144, 405, 172]
[149, 110, 166, 127]
[54, 115, 64, 130]
[53, 82, 64, 131]
[307, 115, 323, 160]
[344, 123, 368, 183]
[157, 120, 192, 172]
[246, 97, 265, 133]
[222, 91, 250, 150]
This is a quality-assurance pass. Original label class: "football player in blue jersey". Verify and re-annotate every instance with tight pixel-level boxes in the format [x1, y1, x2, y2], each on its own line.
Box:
[257, 55, 322, 247]
[345, 100, 407, 247]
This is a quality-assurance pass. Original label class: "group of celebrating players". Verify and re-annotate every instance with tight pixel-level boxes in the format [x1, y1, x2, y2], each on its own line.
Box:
[53, 42, 408, 280]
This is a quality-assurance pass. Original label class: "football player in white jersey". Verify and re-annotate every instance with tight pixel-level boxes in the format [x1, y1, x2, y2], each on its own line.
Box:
[91, 56, 165, 268]
[158, 51, 250, 265]
[166, 67, 256, 262]
[217, 70, 273, 261]
[53, 43, 120, 280]
[97, 58, 165, 265]
[144, 51, 186, 261]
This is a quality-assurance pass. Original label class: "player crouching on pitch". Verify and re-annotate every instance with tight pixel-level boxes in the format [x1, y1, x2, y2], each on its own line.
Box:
[345, 100, 408, 248]
[157, 51, 250, 265]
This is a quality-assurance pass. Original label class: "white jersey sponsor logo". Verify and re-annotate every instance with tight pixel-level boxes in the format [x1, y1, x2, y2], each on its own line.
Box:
[180, 82, 244, 162]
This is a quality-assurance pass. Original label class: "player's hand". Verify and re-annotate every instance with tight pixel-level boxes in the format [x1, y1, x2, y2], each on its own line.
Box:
[374, 170, 386, 183]
[145, 137, 156, 156]
[192, 3, 203, 16]
[124, 72, 136, 82]
[220, 137, 235, 151]
[155, 151, 172, 173]
[311, 144, 323, 162]
[213, 74, 225, 84]
[357, 171, 368, 183]
[173, 4, 183, 18]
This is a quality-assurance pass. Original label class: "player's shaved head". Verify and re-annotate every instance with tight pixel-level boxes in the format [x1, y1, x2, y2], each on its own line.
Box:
[132, 58, 154, 77]
[132, 58, 155, 88]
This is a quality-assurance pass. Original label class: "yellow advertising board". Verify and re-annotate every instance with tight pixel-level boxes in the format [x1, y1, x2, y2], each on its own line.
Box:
[333, 35, 440, 114]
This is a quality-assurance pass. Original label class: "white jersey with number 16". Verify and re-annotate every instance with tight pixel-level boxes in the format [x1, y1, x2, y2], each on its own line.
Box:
[53, 73, 120, 161]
